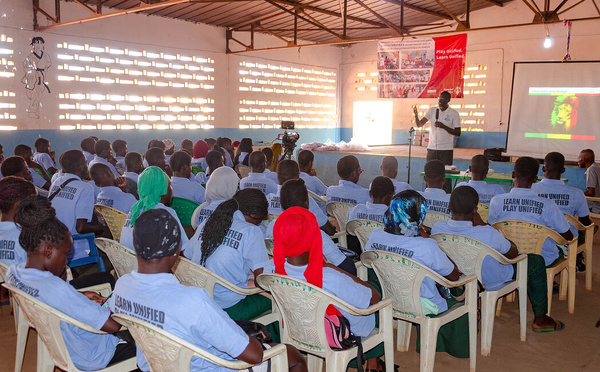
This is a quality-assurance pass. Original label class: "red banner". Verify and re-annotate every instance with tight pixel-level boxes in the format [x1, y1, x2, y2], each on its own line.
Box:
[377, 34, 467, 99]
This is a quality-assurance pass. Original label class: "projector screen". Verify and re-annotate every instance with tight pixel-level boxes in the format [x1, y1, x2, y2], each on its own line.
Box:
[506, 61, 600, 161]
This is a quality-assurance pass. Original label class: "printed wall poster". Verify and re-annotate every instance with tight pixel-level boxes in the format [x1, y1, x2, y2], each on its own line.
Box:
[377, 34, 467, 99]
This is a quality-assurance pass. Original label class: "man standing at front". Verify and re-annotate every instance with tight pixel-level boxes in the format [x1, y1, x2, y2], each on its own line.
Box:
[413, 91, 461, 165]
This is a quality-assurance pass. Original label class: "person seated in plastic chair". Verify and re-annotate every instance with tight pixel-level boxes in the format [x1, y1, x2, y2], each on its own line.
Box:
[432, 185, 564, 332]
[184, 189, 274, 326]
[33, 137, 58, 175]
[80, 137, 96, 165]
[261, 147, 279, 184]
[265, 178, 357, 276]
[145, 146, 173, 178]
[89, 140, 121, 178]
[112, 139, 128, 171]
[194, 167, 240, 227]
[364, 190, 470, 359]
[1, 156, 34, 184]
[91, 163, 137, 214]
[195, 150, 224, 186]
[347, 176, 395, 224]
[123, 152, 144, 200]
[533, 151, 592, 271]
[191, 140, 210, 171]
[170, 150, 206, 204]
[419, 160, 450, 215]
[120, 166, 188, 252]
[326, 155, 370, 206]
[298, 150, 329, 213]
[234, 138, 253, 167]
[264, 206, 387, 372]
[239, 151, 278, 196]
[455, 155, 505, 205]
[163, 139, 176, 165]
[488, 156, 573, 268]
[6, 196, 136, 370]
[14, 144, 51, 190]
[380, 156, 412, 195]
[181, 139, 194, 157]
[268, 159, 336, 236]
[111, 208, 307, 372]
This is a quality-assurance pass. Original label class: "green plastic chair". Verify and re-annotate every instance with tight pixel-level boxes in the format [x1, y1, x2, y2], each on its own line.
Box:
[170, 197, 200, 226]
[191, 167, 205, 176]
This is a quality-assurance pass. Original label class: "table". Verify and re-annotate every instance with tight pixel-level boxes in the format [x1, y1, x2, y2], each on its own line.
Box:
[419, 171, 568, 189]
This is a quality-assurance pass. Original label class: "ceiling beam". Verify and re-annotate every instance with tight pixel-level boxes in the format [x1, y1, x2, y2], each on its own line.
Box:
[262, 0, 344, 39]
[433, 0, 467, 28]
[380, 0, 453, 20]
[481, 0, 504, 6]
[353, 0, 404, 36]
[272, 0, 388, 28]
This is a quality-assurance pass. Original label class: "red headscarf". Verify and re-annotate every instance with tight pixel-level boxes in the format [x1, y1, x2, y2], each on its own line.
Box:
[273, 206, 341, 316]
[193, 140, 210, 159]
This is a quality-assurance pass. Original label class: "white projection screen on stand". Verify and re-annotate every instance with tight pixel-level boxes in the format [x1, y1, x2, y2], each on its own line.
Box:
[506, 61, 600, 161]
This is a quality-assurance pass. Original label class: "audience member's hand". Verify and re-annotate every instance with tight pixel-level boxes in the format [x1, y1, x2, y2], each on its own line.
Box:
[472, 211, 486, 226]
[82, 291, 106, 305]
[116, 176, 127, 191]
[419, 224, 429, 238]
[309, 169, 317, 177]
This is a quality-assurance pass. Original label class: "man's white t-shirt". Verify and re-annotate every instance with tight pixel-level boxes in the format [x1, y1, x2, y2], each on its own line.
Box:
[423, 106, 461, 151]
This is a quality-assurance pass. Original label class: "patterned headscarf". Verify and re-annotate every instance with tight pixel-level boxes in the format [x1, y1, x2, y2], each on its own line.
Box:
[384, 190, 427, 237]
[130, 166, 169, 226]
[133, 209, 181, 260]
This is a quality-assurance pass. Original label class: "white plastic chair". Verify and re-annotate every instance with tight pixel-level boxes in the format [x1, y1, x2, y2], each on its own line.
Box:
[431, 233, 528, 356]
[261, 212, 280, 230]
[3, 283, 137, 372]
[172, 257, 278, 326]
[326, 202, 354, 248]
[346, 219, 384, 251]
[492, 220, 578, 315]
[257, 273, 394, 372]
[94, 205, 128, 242]
[361, 250, 477, 372]
[112, 313, 289, 372]
[477, 203, 489, 224]
[265, 238, 274, 256]
[421, 211, 451, 232]
[94, 238, 138, 278]
[308, 189, 327, 204]
[563, 213, 594, 291]
[1, 263, 31, 372]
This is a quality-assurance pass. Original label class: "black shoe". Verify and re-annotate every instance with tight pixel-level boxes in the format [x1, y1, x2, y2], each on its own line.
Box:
[553, 282, 560, 295]
[576, 254, 586, 272]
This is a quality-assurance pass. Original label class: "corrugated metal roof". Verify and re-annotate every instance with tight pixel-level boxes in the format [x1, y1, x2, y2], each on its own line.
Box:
[80, 0, 506, 44]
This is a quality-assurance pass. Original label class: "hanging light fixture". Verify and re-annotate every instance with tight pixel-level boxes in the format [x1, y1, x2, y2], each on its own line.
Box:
[544, 25, 552, 48]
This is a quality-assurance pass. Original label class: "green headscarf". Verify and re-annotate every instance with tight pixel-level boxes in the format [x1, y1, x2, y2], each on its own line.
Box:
[129, 166, 169, 226]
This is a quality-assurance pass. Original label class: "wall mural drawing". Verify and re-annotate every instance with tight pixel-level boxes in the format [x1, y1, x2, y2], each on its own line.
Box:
[21, 36, 51, 119]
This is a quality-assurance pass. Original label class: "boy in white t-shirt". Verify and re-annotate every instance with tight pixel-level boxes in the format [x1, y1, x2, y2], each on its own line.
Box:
[123, 152, 144, 199]
[195, 150, 224, 186]
[455, 155, 504, 205]
[170, 150, 206, 204]
[347, 176, 394, 224]
[326, 155, 370, 206]
[33, 137, 57, 175]
[14, 144, 51, 190]
[90, 163, 137, 214]
[419, 160, 450, 214]
[89, 140, 120, 178]
[240, 151, 278, 196]
[112, 139, 127, 171]
[80, 137, 96, 165]
[261, 147, 279, 183]
[111, 208, 307, 372]
[0, 156, 34, 184]
[380, 156, 412, 194]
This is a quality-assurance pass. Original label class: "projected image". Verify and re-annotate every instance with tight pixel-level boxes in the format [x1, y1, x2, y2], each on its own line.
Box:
[401, 50, 434, 69]
[551, 95, 578, 130]
[377, 52, 399, 70]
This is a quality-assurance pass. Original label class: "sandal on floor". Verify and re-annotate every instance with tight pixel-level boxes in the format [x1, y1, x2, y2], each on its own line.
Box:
[365, 358, 399, 372]
[532, 320, 565, 333]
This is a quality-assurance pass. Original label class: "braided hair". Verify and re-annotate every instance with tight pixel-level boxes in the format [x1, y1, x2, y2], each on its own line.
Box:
[0, 176, 37, 215]
[16, 196, 70, 254]
[199, 188, 267, 265]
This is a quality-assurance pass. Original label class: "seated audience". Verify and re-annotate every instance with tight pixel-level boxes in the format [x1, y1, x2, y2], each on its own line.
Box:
[0, 176, 37, 266]
[1, 156, 33, 183]
[80, 137, 96, 165]
[120, 166, 188, 251]
[112, 139, 127, 170]
[267, 206, 384, 371]
[123, 152, 144, 199]
[170, 150, 206, 204]
[110, 208, 307, 372]
[194, 166, 239, 227]
[91, 163, 137, 214]
[145, 147, 173, 177]
[266, 179, 356, 276]
[365, 190, 468, 358]
[205, 137, 217, 149]
[488, 156, 573, 266]
[163, 139, 176, 164]
[326, 155, 369, 206]
[15, 144, 51, 190]
[268, 160, 336, 236]
[298, 149, 328, 214]
[180, 138, 194, 156]
[195, 149, 224, 185]
[142, 140, 166, 168]
[234, 137, 253, 166]
[432, 185, 564, 332]
[216, 137, 234, 167]
[33, 137, 57, 175]
[455, 155, 504, 205]
[419, 160, 451, 214]
[6, 196, 136, 370]
[89, 140, 120, 178]
[261, 147, 279, 183]
[380, 156, 412, 194]
[191, 140, 210, 171]
[239, 151, 278, 196]
[347, 176, 394, 224]
[578, 149, 600, 213]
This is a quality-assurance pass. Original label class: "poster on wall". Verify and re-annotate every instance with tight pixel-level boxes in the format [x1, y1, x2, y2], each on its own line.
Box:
[377, 34, 467, 99]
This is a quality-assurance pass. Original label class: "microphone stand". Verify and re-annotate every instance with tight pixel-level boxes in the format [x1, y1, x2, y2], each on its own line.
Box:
[407, 127, 415, 184]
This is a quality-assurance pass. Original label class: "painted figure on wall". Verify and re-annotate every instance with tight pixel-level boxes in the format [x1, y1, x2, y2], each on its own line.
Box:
[21, 36, 51, 119]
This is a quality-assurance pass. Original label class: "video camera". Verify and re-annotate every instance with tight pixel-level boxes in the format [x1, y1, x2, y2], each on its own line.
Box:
[278, 121, 299, 160]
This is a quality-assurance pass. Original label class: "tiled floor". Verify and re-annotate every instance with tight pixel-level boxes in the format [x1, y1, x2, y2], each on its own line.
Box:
[2, 238, 600, 372]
